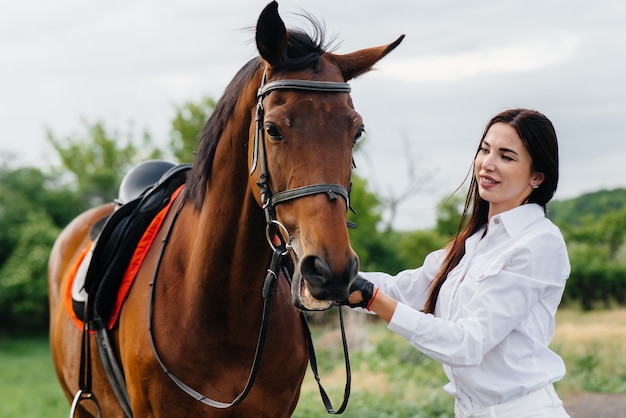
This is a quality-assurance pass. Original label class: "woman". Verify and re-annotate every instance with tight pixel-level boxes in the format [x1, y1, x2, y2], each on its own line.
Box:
[345, 109, 571, 417]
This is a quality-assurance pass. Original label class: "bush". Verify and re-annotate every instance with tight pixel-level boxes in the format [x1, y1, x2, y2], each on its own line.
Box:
[0, 211, 60, 330]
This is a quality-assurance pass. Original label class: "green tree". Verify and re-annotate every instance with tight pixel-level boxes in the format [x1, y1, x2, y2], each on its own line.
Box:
[548, 188, 626, 227]
[47, 120, 162, 205]
[169, 97, 215, 163]
[434, 193, 465, 238]
[0, 211, 60, 329]
[565, 242, 614, 310]
[576, 207, 626, 259]
[562, 204, 626, 309]
[348, 175, 380, 270]
[348, 176, 405, 272]
[0, 164, 79, 262]
[396, 229, 447, 272]
[0, 162, 82, 330]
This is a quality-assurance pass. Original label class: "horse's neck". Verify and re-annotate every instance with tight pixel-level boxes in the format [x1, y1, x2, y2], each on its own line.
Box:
[171, 132, 270, 329]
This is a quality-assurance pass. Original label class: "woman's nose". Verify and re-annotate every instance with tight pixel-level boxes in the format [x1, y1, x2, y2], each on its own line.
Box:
[481, 152, 496, 171]
[475, 154, 493, 171]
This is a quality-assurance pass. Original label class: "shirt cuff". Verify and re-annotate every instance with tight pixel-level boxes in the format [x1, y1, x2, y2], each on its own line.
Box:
[387, 302, 422, 341]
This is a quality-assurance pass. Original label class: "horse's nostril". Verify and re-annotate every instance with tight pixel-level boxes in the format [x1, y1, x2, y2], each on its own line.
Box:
[300, 256, 331, 288]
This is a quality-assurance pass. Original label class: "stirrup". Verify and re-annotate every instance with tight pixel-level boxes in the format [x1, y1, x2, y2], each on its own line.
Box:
[69, 389, 103, 418]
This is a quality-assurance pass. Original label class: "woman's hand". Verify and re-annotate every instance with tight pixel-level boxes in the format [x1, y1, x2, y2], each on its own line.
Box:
[340, 275, 398, 323]
[339, 275, 376, 309]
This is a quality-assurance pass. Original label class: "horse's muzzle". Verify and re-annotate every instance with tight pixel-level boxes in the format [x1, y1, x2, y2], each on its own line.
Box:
[293, 255, 358, 311]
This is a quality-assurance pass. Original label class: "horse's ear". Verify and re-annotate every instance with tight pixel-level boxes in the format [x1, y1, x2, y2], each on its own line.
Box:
[332, 35, 405, 81]
[256, 1, 288, 68]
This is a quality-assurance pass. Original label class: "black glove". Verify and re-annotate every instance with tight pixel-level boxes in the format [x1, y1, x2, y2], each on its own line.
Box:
[339, 275, 375, 309]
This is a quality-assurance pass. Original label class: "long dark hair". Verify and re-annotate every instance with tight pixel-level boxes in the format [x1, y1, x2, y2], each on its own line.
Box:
[423, 109, 559, 314]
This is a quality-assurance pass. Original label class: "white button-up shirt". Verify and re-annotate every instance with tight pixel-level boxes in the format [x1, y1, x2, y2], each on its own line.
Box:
[361, 204, 570, 411]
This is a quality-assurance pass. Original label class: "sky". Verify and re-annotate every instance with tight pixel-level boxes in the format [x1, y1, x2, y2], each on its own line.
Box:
[2, 0, 625, 230]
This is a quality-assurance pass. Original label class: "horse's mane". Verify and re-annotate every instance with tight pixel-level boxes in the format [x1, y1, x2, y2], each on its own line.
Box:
[186, 16, 335, 210]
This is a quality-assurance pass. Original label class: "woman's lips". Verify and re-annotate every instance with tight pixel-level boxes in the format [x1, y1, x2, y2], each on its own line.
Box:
[479, 175, 500, 189]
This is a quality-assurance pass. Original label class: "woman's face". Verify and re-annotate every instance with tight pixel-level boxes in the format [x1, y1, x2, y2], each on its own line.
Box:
[474, 122, 544, 218]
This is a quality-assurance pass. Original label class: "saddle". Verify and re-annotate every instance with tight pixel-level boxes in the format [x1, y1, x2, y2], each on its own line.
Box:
[76, 162, 191, 330]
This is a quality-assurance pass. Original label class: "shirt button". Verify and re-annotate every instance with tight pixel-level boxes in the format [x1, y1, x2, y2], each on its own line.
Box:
[494, 218, 500, 224]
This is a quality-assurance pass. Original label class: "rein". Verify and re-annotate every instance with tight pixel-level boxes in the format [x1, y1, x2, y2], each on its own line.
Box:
[146, 74, 354, 414]
[147, 192, 351, 414]
[147, 194, 285, 409]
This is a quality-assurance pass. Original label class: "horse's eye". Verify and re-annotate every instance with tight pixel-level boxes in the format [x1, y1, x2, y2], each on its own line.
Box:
[264, 123, 284, 141]
[354, 126, 365, 144]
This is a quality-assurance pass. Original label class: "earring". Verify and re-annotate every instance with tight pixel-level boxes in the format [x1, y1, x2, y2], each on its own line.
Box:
[531, 184, 539, 189]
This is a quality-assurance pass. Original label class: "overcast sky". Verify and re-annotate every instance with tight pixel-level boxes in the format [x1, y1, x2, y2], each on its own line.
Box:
[2, 0, 625, 229]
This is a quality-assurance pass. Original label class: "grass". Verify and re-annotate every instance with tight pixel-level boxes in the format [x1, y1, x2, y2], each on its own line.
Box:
[0, 334, 68, 417]
[0, 308, 624, 417]
[551, 308, 626, 396]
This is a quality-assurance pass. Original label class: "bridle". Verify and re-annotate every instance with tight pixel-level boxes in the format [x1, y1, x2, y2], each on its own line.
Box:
[252, 72, 353, 245]
[144, 72, 354, 414]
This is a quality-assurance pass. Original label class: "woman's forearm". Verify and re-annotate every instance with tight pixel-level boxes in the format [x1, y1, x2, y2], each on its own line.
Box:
[368, 289, 398, 323]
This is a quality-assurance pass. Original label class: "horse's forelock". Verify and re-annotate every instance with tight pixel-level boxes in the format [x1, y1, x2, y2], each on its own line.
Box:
[280, 12, 338, 72]
[281, 31, 323, 71]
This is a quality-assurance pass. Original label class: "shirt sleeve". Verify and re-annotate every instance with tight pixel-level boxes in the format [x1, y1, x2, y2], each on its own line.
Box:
[360, 249, 445, 311]
[387, 228, 569, 367]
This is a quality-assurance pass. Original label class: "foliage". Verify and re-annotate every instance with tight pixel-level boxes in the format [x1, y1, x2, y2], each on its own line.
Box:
[0, 165, 77, 263]
[564, 206, 626, 258]
[348, 181, 453, 275]
[47, 119, 163, 206]
[0, 211, 60, 330]
[0, 164, 82, 231]
[434, 192, 465, 238]
[548, 188, 626, 227]
[0, 163, 79, 330]
[348, 176, 407, 273]
[169, 96, 215, 163]
[396, 230, 448, 273]
[551, 189, 626, 310]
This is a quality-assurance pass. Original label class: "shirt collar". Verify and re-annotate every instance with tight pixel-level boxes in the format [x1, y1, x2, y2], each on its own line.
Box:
[489, 203, 545, 238]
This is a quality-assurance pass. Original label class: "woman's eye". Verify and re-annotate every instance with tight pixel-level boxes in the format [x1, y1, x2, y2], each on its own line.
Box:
[265, 123, 283, 140]
[354, 126, 365, 144]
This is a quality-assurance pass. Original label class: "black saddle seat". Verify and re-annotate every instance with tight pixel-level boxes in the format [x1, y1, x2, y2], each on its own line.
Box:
[116, 160, 178, 206]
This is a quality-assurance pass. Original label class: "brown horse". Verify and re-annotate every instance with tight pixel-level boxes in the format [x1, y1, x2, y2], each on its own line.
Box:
[48, 2, 403, 416]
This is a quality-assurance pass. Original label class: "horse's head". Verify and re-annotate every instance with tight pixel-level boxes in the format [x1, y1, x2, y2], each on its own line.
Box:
[248, 2, 403, 311]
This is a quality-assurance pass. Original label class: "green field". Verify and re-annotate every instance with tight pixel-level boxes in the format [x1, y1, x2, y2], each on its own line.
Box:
[1, 308, 625, 417]
[0, 335, 68, 417]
